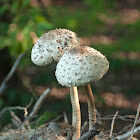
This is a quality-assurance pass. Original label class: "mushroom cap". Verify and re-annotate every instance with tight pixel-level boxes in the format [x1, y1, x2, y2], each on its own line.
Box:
[31, 29, 80, 66]
[55, 46, 109, 87]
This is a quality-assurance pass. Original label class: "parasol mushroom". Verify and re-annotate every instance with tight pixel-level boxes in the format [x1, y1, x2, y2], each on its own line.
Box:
[55, 46, 109, 139]
[31, 28, 80, 66]
[31, 29, 81, 139]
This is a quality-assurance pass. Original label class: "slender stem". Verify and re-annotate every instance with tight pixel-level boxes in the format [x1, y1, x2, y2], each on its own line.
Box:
[84, 84, 97, 140]
[0, 52, 25, 96]
[130, 103, 140, 139]
[70, 87, 81, 140]
[19, 88, 50, 130]
[109, 111, 119, 138]
[115, 126, 140, 140]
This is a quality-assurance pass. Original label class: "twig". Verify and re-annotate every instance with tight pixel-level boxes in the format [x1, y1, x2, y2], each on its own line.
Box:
[34, 112, 48, 128]
[78, 122, 102, 140]
[101, 114, 135, 122]
[0, 106, 25, 118]
[67, 126, 73, 140]
[109, 111, 119, 138]
[0, 124, 66, 140]
[80, 121, 88, 135]
[18, 88, 51, 129]
[24, 98, 33, 130]
[63, 112, 68, 123]
[0, 52, 26, 96]
[130, 103, 140, 139]
[23, 83, 38, 100]
[24, 107, 31, 130]
[10, 110, 26, 130]
[0, 98, 32, 118]
[114, 126, 140, 140]
[0, 99, 32, 130]
[26, 98, 33, 109]
[113, 124, 132, 136]
[10, 110, 22, 125]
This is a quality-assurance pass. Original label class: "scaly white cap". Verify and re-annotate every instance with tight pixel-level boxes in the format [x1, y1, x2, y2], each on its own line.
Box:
[31, 29, 80, 66]
[55, 46, 109, 87]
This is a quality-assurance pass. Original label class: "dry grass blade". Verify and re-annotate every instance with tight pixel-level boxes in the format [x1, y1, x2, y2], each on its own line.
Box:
[109, 111, 119, 138]
[80, 121, 88, 135]
[78, 121, 102, 140]
[10, 110, 26, 130]
[18, 88, 51, 129]
[130, 103, 140, 139]
[63, 112, 68, 123]
[0, 52, 26, 96]
[0, 106, 25, 118]
[114, 126, 140, 140]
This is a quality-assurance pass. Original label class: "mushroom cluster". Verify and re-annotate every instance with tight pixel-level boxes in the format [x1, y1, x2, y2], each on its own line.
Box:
[31, 29, 109, 140]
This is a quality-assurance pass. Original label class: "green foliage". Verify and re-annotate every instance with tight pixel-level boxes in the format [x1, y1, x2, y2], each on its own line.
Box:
[0, 88, 34, 128]
[50, 6, 105, 36]
[33, 63, 57, 86]
[0, 98, 4, 108]
[1, 0, 140, 58]
[83, 0, 106, 11]
[0, 111, 11, 129]
[0, 0, 140, 130]
[0, 0, 53, 57]
[36, 112, 58, 127]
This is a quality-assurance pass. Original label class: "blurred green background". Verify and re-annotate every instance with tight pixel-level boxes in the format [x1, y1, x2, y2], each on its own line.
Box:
[0, 0, 140, 132]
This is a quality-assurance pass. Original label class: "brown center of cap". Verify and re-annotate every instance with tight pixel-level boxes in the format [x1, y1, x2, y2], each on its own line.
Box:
[69, 46, 89, 55]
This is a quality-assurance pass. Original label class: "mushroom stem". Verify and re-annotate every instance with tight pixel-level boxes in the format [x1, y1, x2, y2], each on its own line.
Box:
[84, 84, 97, 129]
[70, 86, 81, 140]
[84, 84, 97, 140]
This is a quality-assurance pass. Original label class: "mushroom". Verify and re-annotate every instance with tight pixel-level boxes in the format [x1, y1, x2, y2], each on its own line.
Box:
[55, 46, 109, 138]
[31, 28, 80, 66]
[31, 29, 81, 139]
